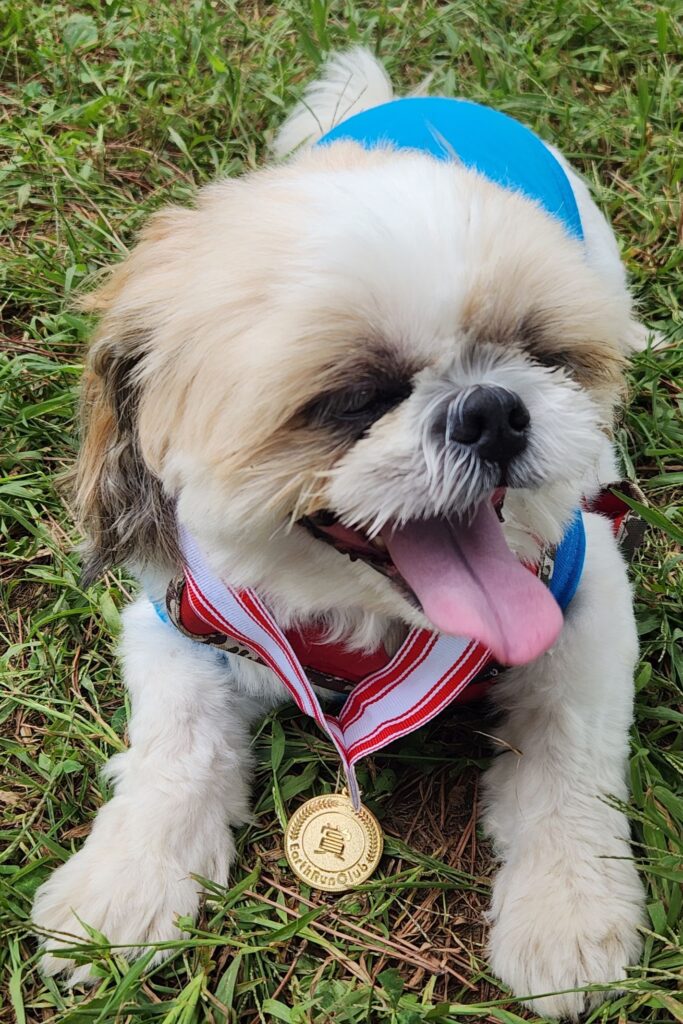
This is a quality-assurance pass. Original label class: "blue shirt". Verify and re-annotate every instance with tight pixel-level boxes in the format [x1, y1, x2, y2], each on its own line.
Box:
[317, 97, 583, 242]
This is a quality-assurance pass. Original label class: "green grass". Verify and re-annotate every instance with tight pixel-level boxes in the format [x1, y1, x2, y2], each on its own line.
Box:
[1, 1, 682, 1021]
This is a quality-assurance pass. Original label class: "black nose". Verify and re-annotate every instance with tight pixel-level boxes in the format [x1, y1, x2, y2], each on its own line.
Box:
[446, 386, 530, 464]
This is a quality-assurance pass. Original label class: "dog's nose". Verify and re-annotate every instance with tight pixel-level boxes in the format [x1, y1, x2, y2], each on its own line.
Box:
[446, 386, 530, 464]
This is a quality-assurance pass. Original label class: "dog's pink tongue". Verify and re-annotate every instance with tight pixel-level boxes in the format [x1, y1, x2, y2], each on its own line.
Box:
[382, 502, 563, 665]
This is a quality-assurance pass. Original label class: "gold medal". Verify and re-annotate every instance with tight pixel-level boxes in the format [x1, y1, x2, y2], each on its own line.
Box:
[284, 792, 383, 892]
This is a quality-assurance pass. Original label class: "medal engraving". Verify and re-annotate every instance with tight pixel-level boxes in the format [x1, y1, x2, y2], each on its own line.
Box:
[315, 822, 349, 859]
[285, 793, 383, 892]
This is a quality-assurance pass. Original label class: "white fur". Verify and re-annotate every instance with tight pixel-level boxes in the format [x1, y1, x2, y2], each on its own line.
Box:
[33, 48, 645, 1018]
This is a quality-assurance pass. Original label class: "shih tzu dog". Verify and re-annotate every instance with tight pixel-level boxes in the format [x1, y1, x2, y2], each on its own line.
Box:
[33, 48, 648, 1018]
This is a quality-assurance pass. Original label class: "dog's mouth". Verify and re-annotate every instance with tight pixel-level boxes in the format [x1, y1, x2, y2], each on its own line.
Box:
[301, 490, 563, 666]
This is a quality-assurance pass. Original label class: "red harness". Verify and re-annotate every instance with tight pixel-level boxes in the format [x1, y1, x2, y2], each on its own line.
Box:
[175, 578, 389, 689]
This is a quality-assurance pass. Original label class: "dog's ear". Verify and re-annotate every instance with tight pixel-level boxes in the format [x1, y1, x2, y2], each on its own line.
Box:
[71, 219, 184, 586]
[70, 325, 178, 586]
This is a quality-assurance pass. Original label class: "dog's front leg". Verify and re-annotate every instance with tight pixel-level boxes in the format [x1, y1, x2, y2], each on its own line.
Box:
[482, 513, 645, 1020]
[33, 595, 259, 983]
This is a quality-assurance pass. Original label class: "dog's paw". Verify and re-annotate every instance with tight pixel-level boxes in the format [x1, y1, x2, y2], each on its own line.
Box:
[32, 802, 232, 984]
[33, 849, 205, 984]
[488, 855, 645, 1020]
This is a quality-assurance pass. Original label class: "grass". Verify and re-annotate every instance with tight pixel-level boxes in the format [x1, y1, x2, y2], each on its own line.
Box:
[1, 0, 682, 1021]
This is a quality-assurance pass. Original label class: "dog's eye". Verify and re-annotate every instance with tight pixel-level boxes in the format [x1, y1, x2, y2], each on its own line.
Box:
[305, 379, 412, 436]
[334, 386, 392, 419]
[531, 351, 570, 371]
[531, 348, 601, 383]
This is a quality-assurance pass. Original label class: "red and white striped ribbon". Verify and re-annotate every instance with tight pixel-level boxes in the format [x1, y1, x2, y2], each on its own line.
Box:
[180, 528, 492, 810]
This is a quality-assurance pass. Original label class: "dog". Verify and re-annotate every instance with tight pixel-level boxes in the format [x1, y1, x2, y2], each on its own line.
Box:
[33, 48, 647, 1018]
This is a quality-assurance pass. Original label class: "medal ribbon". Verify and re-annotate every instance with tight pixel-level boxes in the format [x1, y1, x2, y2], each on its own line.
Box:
[179, 528, 493, 810]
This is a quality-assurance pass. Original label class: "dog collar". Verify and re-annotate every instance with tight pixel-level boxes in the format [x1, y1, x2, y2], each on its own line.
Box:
[317, 96, 584, 241]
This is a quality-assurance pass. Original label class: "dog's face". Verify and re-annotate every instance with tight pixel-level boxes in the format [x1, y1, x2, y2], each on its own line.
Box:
[75, 143, 639, 660]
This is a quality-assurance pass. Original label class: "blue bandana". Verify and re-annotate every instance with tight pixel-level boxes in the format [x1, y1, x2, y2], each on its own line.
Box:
[544, 510, 586, 611]
[317, 96, 583, 242]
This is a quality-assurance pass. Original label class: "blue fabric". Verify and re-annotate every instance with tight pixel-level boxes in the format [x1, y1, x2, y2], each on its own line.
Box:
[547, 510, 586, 611]
[152, 598, 170, 624]
[317, 97, 583, 241]
[152, 597, 231, 664]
